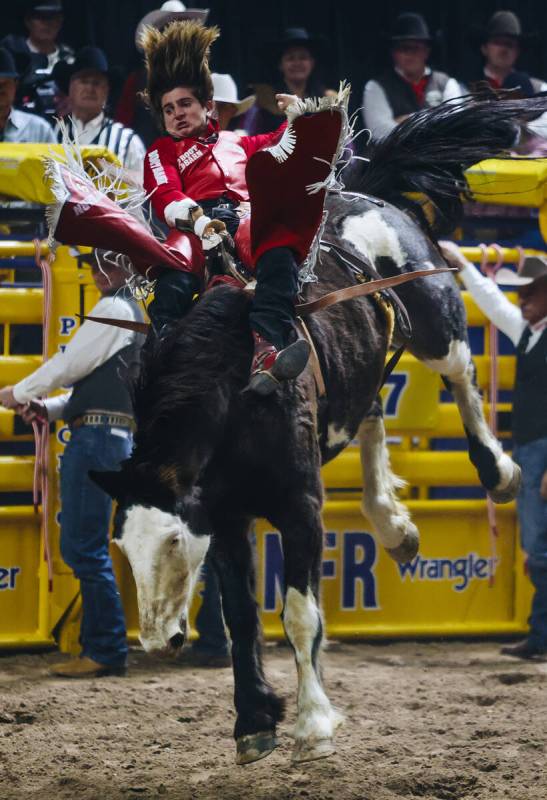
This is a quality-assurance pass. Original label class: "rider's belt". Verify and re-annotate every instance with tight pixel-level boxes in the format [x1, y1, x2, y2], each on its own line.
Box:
[70, 412, 135, 431]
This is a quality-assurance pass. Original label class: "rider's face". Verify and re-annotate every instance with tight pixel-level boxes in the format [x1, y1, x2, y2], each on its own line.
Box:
[161, 87, 211, 138]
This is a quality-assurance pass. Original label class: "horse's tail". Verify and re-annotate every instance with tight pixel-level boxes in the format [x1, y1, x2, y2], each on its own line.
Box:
[347, 94, 547, 233]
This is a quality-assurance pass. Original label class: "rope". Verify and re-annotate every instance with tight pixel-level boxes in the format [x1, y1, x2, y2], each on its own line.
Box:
[478, 242, 505, 587]
[33, 240, 53, 592]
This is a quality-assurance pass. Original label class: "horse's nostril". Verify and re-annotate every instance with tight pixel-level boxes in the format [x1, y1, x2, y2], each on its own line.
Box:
[169, 632, 185, 650]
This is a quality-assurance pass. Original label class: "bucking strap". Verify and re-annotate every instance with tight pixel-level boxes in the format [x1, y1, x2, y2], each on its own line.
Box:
[294, 266, 455, 316]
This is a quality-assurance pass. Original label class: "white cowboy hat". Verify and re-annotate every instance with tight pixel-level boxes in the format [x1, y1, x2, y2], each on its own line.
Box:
[495, 255, 547, 286]
[136, 1, 209, 51]
[212, 73, 255, 115]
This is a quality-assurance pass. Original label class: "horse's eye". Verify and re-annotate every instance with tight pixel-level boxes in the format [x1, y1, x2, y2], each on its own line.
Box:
[171, 535, 182, 547]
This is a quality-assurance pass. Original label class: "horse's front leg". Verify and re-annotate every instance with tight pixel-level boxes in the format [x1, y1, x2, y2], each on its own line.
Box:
[277, 496, 343, 763]
[208, 516, 284, 765]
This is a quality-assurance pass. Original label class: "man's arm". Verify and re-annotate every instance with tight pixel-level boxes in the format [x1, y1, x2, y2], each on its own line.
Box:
[143, 138, 223, 241]
[443, 78, 464, 102]
[362, 80, 397, 140]
[439, 241, 526, 346]
[240, 119, 288, 158]
[11, 296, 137, 405]
[143, 138, 195, 227]
[123, 131, 147, 182]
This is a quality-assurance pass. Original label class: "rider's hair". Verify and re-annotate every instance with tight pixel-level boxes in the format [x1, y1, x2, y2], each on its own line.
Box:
[140, 20, 219, 125]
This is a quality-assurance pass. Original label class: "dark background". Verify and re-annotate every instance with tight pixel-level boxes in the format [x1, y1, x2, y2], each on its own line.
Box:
[3, 0, 547, 105]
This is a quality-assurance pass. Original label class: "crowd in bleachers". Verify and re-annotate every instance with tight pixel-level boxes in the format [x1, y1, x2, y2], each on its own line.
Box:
[3, 2, 547, 161]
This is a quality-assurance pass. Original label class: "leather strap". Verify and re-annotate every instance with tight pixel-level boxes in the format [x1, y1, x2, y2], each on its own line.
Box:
[294, 267, 455, 315]
[80, 267, 456, 333]
[296, 317, 326, 398]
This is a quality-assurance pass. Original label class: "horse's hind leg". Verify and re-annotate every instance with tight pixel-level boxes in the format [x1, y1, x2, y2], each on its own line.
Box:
[358, 398, 419, 563]
[424, 339, 521, 502]
[276, 493, 343, 763]
[208, 515, 285, 765]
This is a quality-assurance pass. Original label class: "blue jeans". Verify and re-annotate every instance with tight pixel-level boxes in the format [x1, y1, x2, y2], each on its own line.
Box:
[514, 437, 547, 649]
[193, 556, 229, 656]
[60, 425, 132, 666]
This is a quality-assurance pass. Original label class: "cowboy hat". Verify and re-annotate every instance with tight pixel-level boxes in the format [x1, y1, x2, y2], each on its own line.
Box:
[473, 11, 537, 45]
[135, 1, 209, 51]
[24, 0, 63, 16]
[495, 255, 547, 286]
[212, 73, 255, 115]
[52, 46, 119, 95]
[267, 27, 328, 62]
[389, 13, 432, 43]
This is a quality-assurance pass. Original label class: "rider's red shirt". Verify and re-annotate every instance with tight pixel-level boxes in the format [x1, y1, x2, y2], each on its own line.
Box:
[143, 119, 286, 225]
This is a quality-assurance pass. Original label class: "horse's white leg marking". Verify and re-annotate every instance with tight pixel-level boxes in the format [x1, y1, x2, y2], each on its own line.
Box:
[424, 339, 518, 496]
[326, 423, 351, 450]
[358, 414, 419, 560]
[341, 210, 407, 267]
[282, 587, 342, 756]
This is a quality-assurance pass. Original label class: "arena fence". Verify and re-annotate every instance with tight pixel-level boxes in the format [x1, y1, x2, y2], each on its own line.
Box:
[0, 238, 536, 652]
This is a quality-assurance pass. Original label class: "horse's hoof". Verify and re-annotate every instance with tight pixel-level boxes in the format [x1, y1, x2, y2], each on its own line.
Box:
[236, 731, 278, 765]
[292, 737, 336, 764]
[488, 462, 521, 504]
[386, 525, 419, 564]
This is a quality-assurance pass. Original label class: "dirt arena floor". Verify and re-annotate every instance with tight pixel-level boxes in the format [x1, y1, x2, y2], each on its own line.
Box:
[0, 640, 546, 800]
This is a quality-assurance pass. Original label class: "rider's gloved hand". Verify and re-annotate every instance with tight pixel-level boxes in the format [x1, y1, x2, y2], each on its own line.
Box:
[174, 204, 227, 251]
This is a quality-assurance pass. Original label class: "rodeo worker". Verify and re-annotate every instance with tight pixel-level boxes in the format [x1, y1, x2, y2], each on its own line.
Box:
[139, 20, 341, 394]
[0, 251, 144, 678]
[441, 242, 547, 660]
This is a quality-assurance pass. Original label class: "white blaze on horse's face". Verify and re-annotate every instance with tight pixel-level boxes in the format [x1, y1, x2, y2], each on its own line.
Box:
[115, 505, 210, 654]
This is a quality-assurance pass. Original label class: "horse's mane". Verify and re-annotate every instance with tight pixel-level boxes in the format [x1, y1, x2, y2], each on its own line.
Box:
[346, 94, 547, 235]
[133, 285, 252, 442]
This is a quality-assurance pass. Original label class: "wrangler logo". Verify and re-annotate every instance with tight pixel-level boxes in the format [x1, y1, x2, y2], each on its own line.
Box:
[148, 149, 168, 185]
[398, 553, 498, 592]
[177, 144, 204, 172]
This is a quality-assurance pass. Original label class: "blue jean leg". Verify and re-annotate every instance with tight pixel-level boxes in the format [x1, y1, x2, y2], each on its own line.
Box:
[193, 556, 229, 656]
[513, 437, 547, 648]
[60, 426, 132, 666]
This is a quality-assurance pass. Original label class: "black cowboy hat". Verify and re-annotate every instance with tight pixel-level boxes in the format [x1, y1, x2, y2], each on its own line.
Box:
[267, 27, 328, 62]
[52, 46, 119, 95]
[0, 48, 19, 79]
[25, 0, 63, 16]
[475, 11, 537, 44]
[389, 12, 432, 43]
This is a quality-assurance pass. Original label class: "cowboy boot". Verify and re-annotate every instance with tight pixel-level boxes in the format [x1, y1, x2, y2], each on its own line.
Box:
[245, 331, 310, 396]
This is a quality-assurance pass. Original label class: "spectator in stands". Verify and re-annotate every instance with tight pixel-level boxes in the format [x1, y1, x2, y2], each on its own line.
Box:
[467, 11, 547, 150]
[53, 47, 146, 178]
[0, 47, 55, 142]
[212, 73, 255, 132]
[0, 250, 144, 678]
[469, 11, 545, 98]
[1, 0, 74, 119]
[115, 2, 209, 148]
[242, 27, 334, 136]
[440, 241, 547, 661]
[362, 13, 461, 140]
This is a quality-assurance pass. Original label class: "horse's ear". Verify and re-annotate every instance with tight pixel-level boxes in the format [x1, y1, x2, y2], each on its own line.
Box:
[89, 469, 129, 500]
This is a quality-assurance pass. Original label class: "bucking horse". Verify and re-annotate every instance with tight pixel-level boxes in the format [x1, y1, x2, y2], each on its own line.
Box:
[48, 93, 546, 765]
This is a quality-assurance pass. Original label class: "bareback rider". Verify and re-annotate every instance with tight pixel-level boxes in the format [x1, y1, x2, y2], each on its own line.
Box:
[141, 21, 315, 393]
[44, 21, 346, 395]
